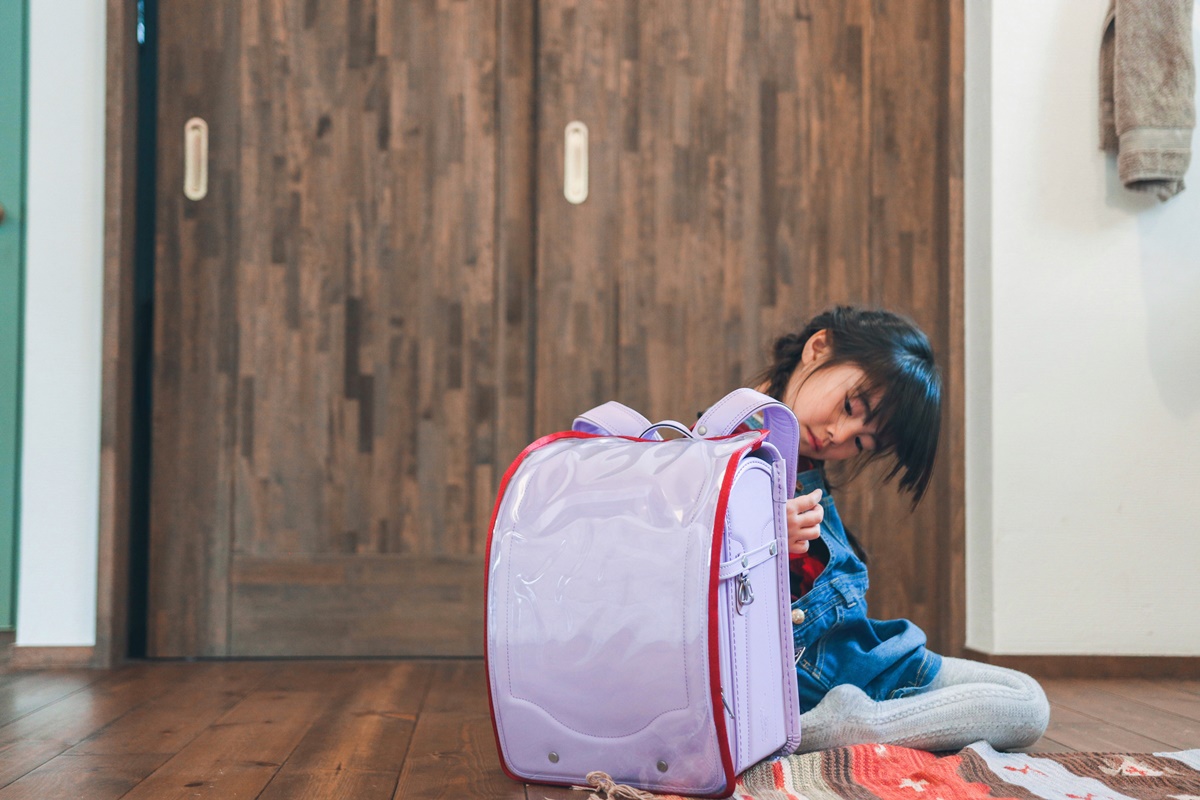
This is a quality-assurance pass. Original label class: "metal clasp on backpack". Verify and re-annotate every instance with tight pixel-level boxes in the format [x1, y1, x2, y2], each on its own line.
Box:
[734, 553, 755, 614]
[721, 544, 776, 614]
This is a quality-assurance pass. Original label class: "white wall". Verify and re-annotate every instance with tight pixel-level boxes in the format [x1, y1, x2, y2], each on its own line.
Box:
[967, 1, 1200, 655]
[16, 0, 106, 646]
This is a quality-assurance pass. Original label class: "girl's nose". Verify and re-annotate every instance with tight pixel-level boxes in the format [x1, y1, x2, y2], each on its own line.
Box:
[829, 417, 859, 446]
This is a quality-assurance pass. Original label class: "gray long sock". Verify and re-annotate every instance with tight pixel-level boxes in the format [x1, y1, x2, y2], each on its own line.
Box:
[795, 656, 1050, 753]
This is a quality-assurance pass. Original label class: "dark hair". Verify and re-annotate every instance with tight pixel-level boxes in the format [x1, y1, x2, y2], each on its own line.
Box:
[756, 306, 942, 507]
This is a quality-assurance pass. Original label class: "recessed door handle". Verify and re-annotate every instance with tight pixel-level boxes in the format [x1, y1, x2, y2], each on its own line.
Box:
[184, 117, 209, 201]
[564, 121, 588, 204]
[0, 201, 6, 225]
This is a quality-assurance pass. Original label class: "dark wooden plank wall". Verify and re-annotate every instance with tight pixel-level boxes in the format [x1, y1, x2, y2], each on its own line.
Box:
[536, 0, 962, 652]
[145, 0, 961, 657]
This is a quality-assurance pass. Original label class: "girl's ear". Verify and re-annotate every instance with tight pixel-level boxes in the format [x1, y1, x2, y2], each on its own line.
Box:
[802, 328, 832, 365]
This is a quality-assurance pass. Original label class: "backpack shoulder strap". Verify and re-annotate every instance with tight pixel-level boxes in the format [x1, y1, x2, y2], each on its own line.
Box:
[571, 401, 663, 440]
[694, 388, 799, 481]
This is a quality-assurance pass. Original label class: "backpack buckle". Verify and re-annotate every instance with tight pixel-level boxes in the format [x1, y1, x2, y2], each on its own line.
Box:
[735, 573, 755, 614]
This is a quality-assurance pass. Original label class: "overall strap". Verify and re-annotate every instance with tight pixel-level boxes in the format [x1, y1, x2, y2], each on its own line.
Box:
[693, 388, 799, 480]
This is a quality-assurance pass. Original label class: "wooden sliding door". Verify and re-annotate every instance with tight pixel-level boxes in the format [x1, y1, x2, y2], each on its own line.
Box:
[149, 0, 525, 656]
[148, 0, 961, 657]
[534, 0, 961, 650]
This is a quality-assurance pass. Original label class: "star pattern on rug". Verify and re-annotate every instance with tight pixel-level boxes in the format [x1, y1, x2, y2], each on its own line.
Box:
[1101, 756, 1166, 777]
[1006, 763, 1049, 777]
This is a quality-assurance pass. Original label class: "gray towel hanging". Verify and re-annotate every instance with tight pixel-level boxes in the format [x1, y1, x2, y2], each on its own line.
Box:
[1100, 0, 1196, 201]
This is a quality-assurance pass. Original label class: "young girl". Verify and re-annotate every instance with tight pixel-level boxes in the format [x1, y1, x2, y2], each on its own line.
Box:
[745, 306, 1049, 752]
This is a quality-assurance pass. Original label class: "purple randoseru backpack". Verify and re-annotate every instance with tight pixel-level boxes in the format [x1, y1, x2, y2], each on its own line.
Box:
[485, 388, 803, 797]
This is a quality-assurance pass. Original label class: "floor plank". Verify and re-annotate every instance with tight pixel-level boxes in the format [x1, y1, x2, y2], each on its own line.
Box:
[266, 661, 431, 772]
[1042, 679, 1200, 750]
[1039, 700, 1177, 752]
[1092, 679, 1200, 723]
[390, 661, 525, 799]
[249, 659, 374, 693]
[257, 769, 401, 800]
[115, 689, 328, 800]
[1020, 736, 1076, 754]
[0, 670, 109, 728]
[254, 662, 432, 800]
[0, 664, 197, 788]
[422, 660, 492, 715]
[1168, 679, 1200, 698]
[0, 664, 190, 746]
[0, 741, 75, 790]
[0, 753, 166, 800]
[66, 661, 277, 756]
[528, 782, 583, 800]
[393, 711, 526, 800]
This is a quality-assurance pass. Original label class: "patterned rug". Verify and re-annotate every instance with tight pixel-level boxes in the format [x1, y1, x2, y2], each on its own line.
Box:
[568, 744, 1200, 800]
[726, 743, 1200, 800]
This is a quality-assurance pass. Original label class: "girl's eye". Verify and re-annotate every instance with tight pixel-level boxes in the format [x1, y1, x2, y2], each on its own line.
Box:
[844, 396, 853, 415]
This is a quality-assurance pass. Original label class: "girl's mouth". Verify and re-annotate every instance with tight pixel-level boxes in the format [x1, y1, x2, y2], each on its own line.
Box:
[807, 428, 822, 453]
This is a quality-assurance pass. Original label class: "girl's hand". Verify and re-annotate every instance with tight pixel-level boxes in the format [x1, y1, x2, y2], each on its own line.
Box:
[786, 489, 823, 555]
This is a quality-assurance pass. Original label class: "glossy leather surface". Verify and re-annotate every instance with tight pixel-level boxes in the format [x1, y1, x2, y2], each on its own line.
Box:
[489, 388, 806, 796]
[488, 433, 758, 794]
[569, 392, 804, 760]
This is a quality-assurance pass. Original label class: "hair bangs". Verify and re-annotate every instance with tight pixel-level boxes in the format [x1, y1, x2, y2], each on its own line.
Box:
[868, 356, 942, 504]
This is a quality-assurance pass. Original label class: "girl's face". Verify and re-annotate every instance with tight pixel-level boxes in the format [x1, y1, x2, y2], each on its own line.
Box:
[780, 330, 881, 462]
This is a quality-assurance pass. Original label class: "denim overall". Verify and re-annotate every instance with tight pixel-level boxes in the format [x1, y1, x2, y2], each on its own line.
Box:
[791, 467, 942, 712]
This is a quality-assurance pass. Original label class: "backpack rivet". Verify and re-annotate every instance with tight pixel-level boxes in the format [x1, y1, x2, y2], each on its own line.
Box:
[548, 752, 559, 763]
[696, 425, 707, 435]
[657, 761, 669, 773]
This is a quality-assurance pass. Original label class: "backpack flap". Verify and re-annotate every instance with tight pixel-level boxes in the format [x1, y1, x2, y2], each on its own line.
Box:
[485, 430, 764, 797]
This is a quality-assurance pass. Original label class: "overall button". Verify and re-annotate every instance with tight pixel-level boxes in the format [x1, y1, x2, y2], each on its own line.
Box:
[791, 608, 806, 625]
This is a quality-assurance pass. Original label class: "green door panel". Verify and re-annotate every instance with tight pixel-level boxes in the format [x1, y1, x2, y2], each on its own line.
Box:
[0, 0, 27, 630]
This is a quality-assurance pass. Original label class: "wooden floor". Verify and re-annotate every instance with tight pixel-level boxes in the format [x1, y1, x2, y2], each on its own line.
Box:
[0, 659, 1198, 799]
